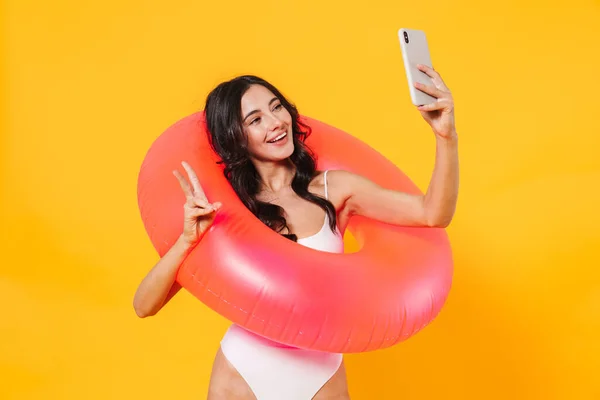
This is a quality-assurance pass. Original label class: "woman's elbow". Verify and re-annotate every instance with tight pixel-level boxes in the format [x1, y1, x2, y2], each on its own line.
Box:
[425, 213, 453, 228]
[133, 299, 157, 318]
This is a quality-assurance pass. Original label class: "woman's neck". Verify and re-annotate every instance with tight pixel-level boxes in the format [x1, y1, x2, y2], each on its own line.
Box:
[254, 159, 295, 194]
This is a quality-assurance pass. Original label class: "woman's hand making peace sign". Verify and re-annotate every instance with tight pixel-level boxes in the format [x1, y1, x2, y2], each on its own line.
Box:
[173, 161, 222, 247]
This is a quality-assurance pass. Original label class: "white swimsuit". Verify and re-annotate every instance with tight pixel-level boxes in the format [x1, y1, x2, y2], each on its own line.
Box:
[220, 170, 345, 399]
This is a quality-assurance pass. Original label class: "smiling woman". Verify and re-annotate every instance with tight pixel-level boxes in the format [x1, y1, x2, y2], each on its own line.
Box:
[204, 76, 338, 242]
[135, 72, 458, 399]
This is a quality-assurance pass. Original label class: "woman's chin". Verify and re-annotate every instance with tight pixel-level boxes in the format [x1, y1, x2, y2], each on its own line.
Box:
[265, 143, 295, 162]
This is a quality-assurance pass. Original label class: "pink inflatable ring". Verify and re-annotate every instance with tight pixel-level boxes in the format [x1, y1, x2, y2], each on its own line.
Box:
[137, 112, 453, 353]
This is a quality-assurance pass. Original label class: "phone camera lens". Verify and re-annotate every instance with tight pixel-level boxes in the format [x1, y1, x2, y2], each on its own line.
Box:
[403, 31, 409, 43]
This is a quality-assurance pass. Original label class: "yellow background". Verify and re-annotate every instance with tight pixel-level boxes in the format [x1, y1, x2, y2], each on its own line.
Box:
[2, 0, 599, 398]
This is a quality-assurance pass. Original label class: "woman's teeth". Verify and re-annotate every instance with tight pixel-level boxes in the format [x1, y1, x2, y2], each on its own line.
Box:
[268, 132, 287, 143]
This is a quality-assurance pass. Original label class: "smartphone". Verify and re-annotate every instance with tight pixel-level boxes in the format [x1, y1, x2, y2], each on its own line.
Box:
[398, 28, 436, 106]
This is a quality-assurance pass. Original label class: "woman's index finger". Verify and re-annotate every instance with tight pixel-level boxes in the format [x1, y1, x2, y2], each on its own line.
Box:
[173, 170, 193, 198]
[181, 161, 207, 199]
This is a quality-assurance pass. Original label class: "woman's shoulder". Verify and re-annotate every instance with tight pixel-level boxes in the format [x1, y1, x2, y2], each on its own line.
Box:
[308, 170, 326, 192]
[312, 169, 355, 187]
[310, 169, 341, 186]
[310, 169, 356, 198]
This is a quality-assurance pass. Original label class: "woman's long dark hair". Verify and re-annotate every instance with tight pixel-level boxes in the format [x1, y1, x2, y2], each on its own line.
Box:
[204, 75, 337, 241]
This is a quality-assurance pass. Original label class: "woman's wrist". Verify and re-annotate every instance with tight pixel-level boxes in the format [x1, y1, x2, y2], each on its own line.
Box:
[176, 233, 197, 254]
[435, 130, 458, 145]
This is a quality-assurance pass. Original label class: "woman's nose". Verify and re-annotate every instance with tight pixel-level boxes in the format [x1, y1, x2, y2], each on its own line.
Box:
[266, 115, 283, 131]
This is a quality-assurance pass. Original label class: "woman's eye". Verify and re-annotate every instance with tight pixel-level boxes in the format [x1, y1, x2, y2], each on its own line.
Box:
[273, 103, 283, 111]
[251, 117, 261, 125]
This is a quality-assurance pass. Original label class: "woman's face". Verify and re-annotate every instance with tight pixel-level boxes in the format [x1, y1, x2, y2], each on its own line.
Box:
[240, 84, 294, 163]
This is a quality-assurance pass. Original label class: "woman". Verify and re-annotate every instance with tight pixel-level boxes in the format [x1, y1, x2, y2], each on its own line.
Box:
[133, 66, 459, 399]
